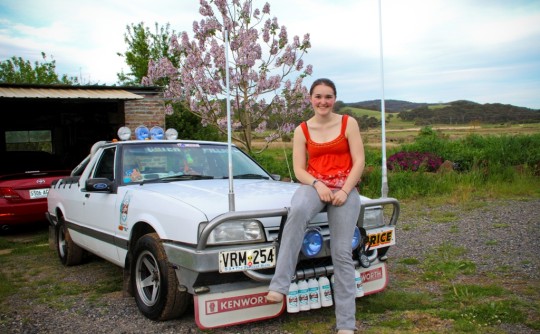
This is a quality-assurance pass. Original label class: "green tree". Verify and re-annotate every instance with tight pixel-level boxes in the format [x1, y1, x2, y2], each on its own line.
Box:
[0, 52, 78, 84]
[118, 22, 220, 140]
[116, 22, 177, 86]
[166, 103, 223, 141]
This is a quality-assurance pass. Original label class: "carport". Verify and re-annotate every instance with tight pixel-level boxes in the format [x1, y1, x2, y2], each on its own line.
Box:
[0, 84, 165, 169]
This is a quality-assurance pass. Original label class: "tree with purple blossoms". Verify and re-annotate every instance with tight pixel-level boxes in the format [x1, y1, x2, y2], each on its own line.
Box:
[143, 0, 313, 153]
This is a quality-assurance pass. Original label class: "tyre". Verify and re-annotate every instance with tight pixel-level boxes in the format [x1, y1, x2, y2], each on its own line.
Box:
[132, 233, 189, 320]
[56, 216, 83, 266]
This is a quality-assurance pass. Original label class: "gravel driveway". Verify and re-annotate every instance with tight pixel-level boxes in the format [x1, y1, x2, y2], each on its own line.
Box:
[2, 198, 539, 334]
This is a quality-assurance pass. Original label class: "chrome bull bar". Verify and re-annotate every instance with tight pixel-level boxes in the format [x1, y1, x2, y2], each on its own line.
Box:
[196, 197, 400, 282]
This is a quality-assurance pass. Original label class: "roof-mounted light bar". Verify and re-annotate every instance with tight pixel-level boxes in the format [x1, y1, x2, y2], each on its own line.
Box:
[117, 126, 178, 141]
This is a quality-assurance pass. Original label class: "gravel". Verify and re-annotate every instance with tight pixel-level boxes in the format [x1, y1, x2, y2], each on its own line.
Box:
[1, 199, 539, 334]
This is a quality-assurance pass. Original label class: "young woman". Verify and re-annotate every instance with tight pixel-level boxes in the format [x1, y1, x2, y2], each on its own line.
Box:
[266, 78, 365, 334]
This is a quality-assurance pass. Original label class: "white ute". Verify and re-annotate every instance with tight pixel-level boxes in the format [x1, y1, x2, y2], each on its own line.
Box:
[47, 126, 399, 329]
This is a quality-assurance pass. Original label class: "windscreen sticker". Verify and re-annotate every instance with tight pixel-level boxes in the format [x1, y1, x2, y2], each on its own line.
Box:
[145, 147, 183, 152]
[119, 192, 131, 232]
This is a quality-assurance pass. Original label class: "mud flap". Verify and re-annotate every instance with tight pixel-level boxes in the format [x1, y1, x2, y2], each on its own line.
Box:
[194, 281, 285, 329]
[194, 262, 387, 329]
[359, 262, 388, 296]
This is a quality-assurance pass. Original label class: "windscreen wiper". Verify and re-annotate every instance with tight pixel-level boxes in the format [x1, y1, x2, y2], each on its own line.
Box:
[161, 174, 214, 181]
[140, 174, 214, 184]
[225, 173, 270, 180]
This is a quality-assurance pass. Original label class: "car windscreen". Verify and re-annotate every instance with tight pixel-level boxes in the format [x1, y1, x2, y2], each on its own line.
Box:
[120, 142, 271, 183]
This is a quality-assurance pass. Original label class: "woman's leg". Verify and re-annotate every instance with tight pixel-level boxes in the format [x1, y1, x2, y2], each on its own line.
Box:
[327, 188, 361, 331]
[268, 185, 325, 297]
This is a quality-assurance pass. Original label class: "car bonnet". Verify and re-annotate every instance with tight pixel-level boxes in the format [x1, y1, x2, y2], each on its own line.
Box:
[134, 179, 300, 221]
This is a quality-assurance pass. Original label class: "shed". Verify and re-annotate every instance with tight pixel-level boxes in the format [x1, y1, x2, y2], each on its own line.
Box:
[0, 84, 165, 169]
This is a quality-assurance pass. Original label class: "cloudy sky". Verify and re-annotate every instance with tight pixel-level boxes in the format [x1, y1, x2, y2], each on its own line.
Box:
[1, 0, 539, 109]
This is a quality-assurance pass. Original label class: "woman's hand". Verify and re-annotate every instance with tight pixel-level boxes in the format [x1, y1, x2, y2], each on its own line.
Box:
[314, 182, 334, 203]
[332, 189, 348, 206]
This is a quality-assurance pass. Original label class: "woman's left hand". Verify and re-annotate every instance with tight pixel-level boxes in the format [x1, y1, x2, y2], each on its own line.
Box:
[332, 189, 348, 206]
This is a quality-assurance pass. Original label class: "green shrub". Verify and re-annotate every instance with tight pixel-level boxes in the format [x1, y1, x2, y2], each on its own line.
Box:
[253, 133, 540, 200]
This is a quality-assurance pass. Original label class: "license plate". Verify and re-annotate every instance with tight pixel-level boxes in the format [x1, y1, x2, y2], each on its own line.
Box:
[366, 226, 396, 249]
[219, 246, 275, 273]
[29, 188, 49, 199]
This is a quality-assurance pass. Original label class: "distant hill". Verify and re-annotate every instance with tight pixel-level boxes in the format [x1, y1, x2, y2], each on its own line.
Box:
[341, 100, 540, 125]
[343, 99, 432, 112]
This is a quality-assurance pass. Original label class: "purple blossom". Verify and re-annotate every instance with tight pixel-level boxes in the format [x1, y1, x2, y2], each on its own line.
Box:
[262, 3, 270, 14]
[146, 0, 313, 152]
[199, 0, 214, 16]
[387, 151, 444, 172]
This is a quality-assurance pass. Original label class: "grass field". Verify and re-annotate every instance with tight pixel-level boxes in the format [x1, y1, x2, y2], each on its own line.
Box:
[338, 107, 540, 148]
[252, 108, 540, 151]
[1, 117, 538, 333]
[1, 197, 538, 333]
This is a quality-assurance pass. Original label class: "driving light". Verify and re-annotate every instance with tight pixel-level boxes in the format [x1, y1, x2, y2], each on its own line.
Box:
[150, 126, 164, 140]
[301, 228, 323, 257]
[135, 126, 149, 140]
[351, 226, 361, 250]
[117, 127, 131, 141]
[205, 220, 264, 244]
[165, 128, 178, 140]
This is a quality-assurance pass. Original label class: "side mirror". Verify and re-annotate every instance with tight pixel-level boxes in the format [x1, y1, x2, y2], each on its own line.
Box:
[85, 178, 114, 192]
[271, 174, 281, 181]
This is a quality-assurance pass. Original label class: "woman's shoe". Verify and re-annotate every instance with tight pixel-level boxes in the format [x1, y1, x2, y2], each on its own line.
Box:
[265, 291, 284, 303]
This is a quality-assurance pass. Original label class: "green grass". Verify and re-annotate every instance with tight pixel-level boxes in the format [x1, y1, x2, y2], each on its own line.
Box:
[254, 132, 540, 203]
[1, 202, 538, 333]
[0, 230, 122, 315]
[3, 128, 540, 333]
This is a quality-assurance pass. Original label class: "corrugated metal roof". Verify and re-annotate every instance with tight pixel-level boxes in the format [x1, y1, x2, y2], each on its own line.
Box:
[0, 87, 144, 100]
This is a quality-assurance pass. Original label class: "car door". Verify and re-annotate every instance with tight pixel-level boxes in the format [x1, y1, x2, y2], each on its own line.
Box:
[81, 146, 122, 265]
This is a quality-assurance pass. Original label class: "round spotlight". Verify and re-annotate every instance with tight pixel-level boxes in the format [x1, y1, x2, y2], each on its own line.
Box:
[351, 226, 361, 250]
[165, 128, 178, 140]
[301, 228, 323, 257]
[135, 126, 149, 140]
[117, 127, 131, 141]
[150, 126, 164, 140]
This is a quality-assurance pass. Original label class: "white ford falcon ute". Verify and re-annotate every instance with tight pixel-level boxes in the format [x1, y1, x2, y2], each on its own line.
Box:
[46, 126, 399, 329]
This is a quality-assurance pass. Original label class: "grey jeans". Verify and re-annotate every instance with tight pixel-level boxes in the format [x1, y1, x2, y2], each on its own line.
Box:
[269, 184, 361, 331]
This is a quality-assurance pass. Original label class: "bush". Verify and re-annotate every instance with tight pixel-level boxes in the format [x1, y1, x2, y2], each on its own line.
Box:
[387, 151, 443, 172]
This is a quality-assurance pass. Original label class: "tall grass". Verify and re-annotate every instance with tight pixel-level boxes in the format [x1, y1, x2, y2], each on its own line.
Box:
[252, 131, 540, 201]
[396, 129, 540, 170]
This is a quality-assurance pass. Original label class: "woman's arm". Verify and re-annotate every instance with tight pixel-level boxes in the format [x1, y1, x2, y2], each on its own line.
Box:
[343, 117, 365, 194]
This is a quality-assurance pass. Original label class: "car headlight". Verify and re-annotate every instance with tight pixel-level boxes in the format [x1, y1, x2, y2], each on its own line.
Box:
[203, 220, 265, 245]
[361, 207, 384, 228]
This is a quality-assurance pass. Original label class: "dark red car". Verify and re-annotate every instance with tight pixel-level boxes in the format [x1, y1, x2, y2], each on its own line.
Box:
[0, 151, 71, 230]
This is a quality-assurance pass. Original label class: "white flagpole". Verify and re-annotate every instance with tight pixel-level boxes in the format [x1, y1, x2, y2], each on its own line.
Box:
[224, 27, 235, 211]
[378, 0, 388, 198]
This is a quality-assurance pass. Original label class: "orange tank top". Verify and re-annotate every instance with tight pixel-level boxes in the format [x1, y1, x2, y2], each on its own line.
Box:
[300, 115, 352, 189]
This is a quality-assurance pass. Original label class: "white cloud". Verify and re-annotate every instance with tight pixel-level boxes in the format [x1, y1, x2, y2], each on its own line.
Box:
[0, 0, 539, 108]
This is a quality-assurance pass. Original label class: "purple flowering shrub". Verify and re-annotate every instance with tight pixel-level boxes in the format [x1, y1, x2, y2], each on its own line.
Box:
[387, 151, 444, 172]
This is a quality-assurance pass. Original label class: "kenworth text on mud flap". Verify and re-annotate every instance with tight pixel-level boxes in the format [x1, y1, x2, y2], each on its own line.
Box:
[46, 125, 399, 329]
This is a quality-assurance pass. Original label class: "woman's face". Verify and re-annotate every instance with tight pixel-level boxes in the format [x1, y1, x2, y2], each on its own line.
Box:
[310, 84, 336, 117]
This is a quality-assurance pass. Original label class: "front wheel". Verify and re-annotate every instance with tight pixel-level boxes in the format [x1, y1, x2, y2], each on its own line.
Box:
[132, 233, 189, 320]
